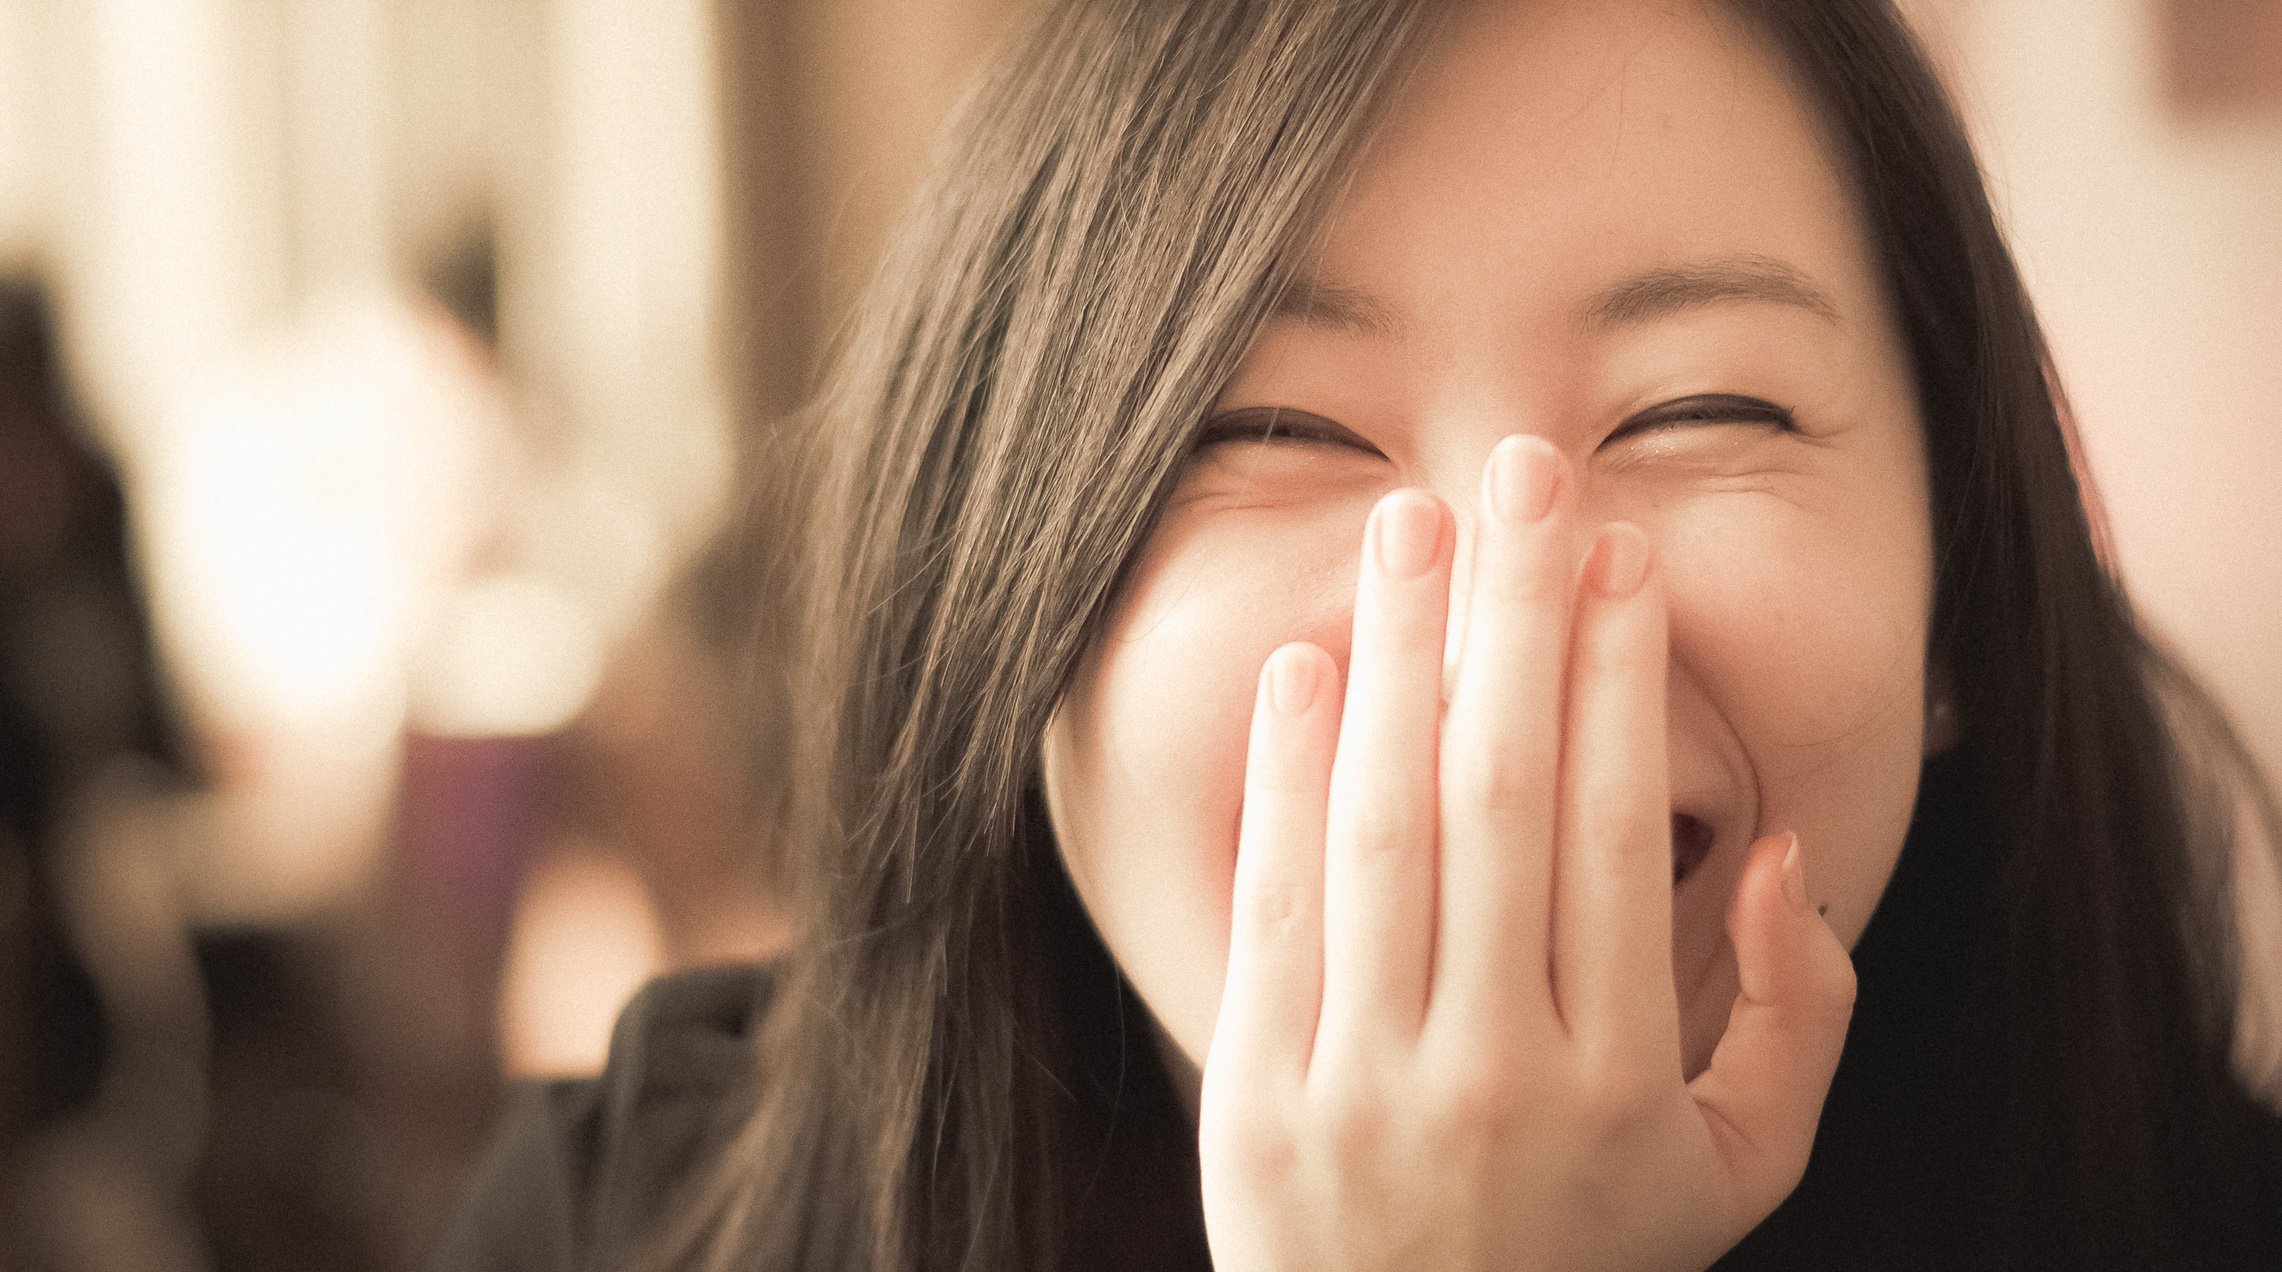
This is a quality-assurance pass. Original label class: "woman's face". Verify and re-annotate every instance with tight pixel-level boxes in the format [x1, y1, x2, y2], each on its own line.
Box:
[1042, 0, 1933, 1089]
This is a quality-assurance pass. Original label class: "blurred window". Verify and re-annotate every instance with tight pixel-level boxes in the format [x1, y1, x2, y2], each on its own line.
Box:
[2163, 0, 2282, 116]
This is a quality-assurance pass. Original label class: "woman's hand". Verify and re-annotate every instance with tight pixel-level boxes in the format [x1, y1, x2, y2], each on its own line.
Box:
[1196, 436, 1858, 1272]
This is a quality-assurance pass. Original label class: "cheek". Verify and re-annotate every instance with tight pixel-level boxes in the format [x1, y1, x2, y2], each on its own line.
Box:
[1653, 488, 1931, 1073]
[1043, 515, 1357, 1062]
[1659, 488, 1931, 908]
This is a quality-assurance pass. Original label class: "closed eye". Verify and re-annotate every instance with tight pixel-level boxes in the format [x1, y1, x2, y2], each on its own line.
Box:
[1604, 393, 1796, 445]
[1191, 406, 1385, 456]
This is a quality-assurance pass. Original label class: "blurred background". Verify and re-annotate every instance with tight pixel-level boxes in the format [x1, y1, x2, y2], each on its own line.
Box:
[0, 0, 2274, 1268]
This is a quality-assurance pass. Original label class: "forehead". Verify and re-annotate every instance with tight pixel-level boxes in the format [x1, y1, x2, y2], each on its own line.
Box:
[1306, 0, 1878, 335]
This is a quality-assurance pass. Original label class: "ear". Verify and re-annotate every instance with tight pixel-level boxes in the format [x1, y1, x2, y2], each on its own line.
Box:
[1923, 661, 1961, 757]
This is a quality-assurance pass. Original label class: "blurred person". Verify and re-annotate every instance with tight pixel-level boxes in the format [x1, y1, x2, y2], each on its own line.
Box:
[0, 277, 206, 1269]
[544, 574, 788, 973]
[490, 577, 790, 1080]
[0, 273, 501, 1272]
[440, 2, 2282, 1270]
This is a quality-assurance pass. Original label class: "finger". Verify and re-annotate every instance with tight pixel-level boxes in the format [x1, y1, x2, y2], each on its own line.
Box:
[1211, 642, 1342, 1086]
[1552, 523, 1676, 1062]
[1429, 436, 1575, 1040]
[1687, 832, 1857, 1218]
[1318, 488, 1452, 1057]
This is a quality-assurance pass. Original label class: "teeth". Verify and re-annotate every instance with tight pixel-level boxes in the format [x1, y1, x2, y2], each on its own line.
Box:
[1670, 813, 1714, 885]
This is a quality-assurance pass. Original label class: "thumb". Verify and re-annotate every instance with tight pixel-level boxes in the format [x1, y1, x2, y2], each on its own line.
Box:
[1686, 831, 1857, 1218]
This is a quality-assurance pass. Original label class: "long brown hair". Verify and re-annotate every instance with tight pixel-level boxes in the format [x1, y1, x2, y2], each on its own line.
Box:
[678, 4, 1434, 1269]
[1721, 5, 2282, 1267]
[680, 1, 2282, 1269]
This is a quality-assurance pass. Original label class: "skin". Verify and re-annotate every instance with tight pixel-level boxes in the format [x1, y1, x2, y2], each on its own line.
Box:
[1041, 0, 1932, 1261]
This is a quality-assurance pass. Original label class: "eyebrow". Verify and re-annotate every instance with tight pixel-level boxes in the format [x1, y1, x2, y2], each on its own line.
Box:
[1581, 254, 1841, 328]
[1269, 276, 1403, 339]
[1266, 253, 1841, 342]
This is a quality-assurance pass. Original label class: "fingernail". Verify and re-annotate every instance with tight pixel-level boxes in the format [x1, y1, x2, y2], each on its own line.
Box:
[1266, 646, 1317, 716]
[1780, 831, 1811, 915]
[1373, 491, 1442, 579]
[1587, 524, 1650, 596]
[1487, 436, 1560, 522]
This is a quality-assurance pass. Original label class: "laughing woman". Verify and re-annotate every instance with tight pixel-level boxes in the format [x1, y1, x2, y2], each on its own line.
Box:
[439, 2, 2282, 1269]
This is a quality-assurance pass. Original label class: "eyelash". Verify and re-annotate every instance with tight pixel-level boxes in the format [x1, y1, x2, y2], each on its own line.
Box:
[1192, 394, 1797, 455]
[1190, 408, 1366, 452]
[1606, 393, 1798, 440]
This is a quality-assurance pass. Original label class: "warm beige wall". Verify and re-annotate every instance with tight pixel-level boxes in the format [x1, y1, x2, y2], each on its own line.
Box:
[1907, 0, 2282, 1081]
[1921, 0, 2282, 781]
[1909, 0, 2282, 789]
[717, 0, 1029, 424]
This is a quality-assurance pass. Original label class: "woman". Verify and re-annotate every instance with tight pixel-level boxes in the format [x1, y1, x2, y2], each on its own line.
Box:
[438, 0, 2282, 1268]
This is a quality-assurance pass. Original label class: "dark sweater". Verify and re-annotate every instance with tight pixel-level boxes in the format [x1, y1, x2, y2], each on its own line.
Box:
[432, 965, 771, 1272]
[437, 759, 2282, 1271]
[433, 956, 2282, 1272]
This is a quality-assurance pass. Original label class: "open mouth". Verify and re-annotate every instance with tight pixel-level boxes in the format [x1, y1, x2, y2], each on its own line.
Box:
[1671, 812, 1715, 885]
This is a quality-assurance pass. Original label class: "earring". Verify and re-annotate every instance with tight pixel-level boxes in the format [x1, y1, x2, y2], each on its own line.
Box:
[1924, 692, 1959, 755]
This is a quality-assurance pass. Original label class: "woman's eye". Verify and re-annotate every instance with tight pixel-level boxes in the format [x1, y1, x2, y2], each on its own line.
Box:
[1191, 407, 1382, 455]
[1604, 393, 1796, 445]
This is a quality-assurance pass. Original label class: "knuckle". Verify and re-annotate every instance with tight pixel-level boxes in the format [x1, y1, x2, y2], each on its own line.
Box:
[1800, 950, 1860, 1028]
[1332, 803, 1426, 857]
[1577, 1104, 1662, 1172]
[1824, 955, 1861, 1014]
[1559, 1154, 1649, 1234]
[1700, 1097, 1804, 1214]
[1424, 1051, 1525, 1131]
[1203, 1104, 1303, 1185]
[1250, 763, 1322, 800]
[1575, 611, 1657, 673]
[1310, 1072, 1393, 1163]
[1443, 749, 1546, 815]
[1572, 807, 1667, 865]
[1723, 1127, 1813, 1225]
[1571, 1057, 1664, 1146]
[1231, 877, 1308, 942]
